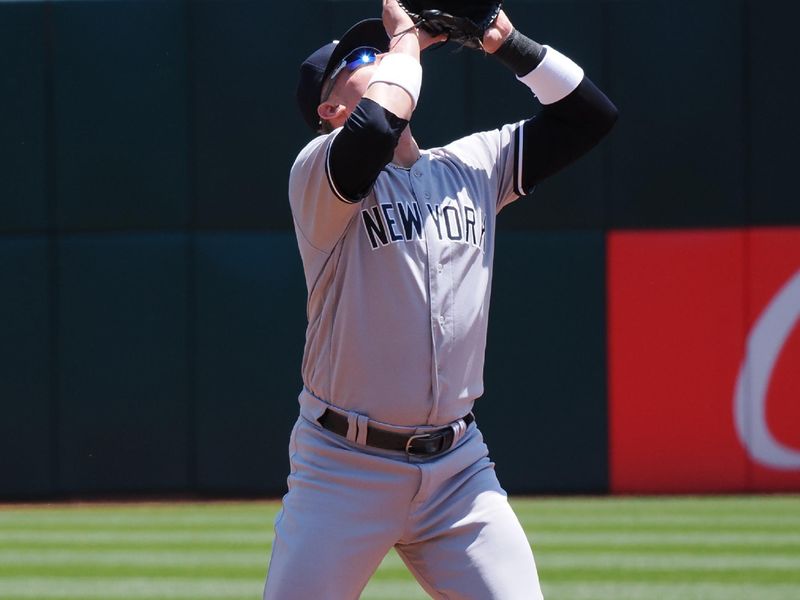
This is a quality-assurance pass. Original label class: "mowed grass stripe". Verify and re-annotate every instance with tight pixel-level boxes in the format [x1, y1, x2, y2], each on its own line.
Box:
[541, 581, 800, 600]
[534, 542, 800, 555]
[517, 509, 800, 528]
[517, 510, 800, 530]
[0, 549, 267, 568]
[361, 579, 430, 599]
[6, 507, 798, 530]
[536, 552, 800, 570]
[521, 520, 800, 539]
[511, 496, 800, 514]
[5, 541, 797, 557]
[538, 568, 800, 585]
[2, 547, 796, 572]
[6, 529, 796, 547]
[3, 564, 796, 586]
[0, 503, 272, 516]
[520, 518, 800, 529]
[0, 577, 260, 599]
[527, 531, 800, 546]
[0, 521, 271, 532]
[0, 541, 269, 553]
[0, 511, 276, 530]
[10, 520, 795, 534]
[0, 566, 265, 579]
[0, 530, 273, 545]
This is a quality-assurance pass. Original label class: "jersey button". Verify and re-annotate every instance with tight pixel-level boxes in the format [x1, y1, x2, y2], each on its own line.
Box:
[424, 192, 431, 199]
[436, 263, 443, 273]
[414, 170, 422, 178]
[438, 315, 445, 325]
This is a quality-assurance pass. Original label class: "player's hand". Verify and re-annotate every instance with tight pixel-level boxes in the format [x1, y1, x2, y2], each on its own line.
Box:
[482, 9, 514, 54]
[382, 0, 447, 51]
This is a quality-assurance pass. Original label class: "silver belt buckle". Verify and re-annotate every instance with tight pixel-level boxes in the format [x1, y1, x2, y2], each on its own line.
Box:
[405, 416, 470, 456]
[405, 433, 430, 456]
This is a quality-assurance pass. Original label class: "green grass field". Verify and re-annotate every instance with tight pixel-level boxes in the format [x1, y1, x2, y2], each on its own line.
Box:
[0, 496, 798, 599]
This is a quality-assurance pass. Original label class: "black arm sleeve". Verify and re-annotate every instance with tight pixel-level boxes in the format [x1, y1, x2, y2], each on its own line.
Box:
[326, 98, 409, 203]
[517, 77, 618, 193]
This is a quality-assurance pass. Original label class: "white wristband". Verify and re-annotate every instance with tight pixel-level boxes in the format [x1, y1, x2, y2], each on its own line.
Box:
[517, 45, 584, 105]
[368, 53, 423, 108]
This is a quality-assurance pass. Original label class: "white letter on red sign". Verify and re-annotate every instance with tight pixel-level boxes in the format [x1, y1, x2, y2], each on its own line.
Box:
[734, 269, 800, 470]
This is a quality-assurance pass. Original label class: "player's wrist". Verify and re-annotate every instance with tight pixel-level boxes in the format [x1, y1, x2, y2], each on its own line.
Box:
[492, 30, 546, 77]
[387, 22, 422, 59]
[483, 10, 514, 54]
[389, 23, 419, 47]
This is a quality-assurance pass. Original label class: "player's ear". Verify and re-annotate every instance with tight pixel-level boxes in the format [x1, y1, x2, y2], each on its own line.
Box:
[317, 101, 346, 123]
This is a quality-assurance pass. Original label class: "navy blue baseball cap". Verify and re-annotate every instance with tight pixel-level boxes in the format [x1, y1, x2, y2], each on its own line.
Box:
[296, 19, 389, 132]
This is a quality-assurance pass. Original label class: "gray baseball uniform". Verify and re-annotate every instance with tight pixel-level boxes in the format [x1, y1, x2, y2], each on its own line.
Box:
[293, 123, 522, 426]
[264, 126, 544, 600]
[264, 20, 617, 597]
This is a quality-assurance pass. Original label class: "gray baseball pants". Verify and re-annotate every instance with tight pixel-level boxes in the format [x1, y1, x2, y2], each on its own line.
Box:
[263, 403, 544, 599]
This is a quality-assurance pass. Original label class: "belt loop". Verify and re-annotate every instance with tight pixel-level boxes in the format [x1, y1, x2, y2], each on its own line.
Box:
[355, 414, 369, 446]
[346, 412, 359, 443]
[450, 418, 467, 447]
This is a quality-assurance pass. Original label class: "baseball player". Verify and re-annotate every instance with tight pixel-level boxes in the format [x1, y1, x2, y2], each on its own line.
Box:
[264, 1, 617, 598]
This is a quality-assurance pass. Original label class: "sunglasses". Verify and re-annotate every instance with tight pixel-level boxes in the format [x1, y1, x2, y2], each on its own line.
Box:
[321, 46, 381, 100]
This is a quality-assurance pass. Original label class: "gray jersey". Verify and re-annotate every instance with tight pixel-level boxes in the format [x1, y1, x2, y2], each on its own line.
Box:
[289, 122, 525, 427]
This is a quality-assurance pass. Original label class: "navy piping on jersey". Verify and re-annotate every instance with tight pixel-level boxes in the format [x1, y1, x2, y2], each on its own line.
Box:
[513, 120, 525, 197]
[325, 131, 352, 204]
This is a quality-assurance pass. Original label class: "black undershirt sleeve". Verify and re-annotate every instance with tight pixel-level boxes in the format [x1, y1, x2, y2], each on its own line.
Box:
[519, 77, 618, 192]
[327, 98, 409, 203]
[492, 30, 619, 195]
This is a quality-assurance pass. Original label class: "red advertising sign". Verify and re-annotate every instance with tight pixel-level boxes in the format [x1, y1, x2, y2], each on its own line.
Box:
[608, 227, 800, 493]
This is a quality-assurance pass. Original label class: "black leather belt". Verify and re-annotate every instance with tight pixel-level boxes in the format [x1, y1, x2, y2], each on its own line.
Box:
[317, 409, 474, 457]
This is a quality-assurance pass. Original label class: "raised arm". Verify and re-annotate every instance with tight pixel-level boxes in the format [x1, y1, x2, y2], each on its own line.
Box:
[325, 1, 444, 203]
[486, 11, 618, 194]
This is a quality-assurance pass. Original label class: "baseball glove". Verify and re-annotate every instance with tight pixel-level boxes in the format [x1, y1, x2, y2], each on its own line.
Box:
[397, 0, 504, 49]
